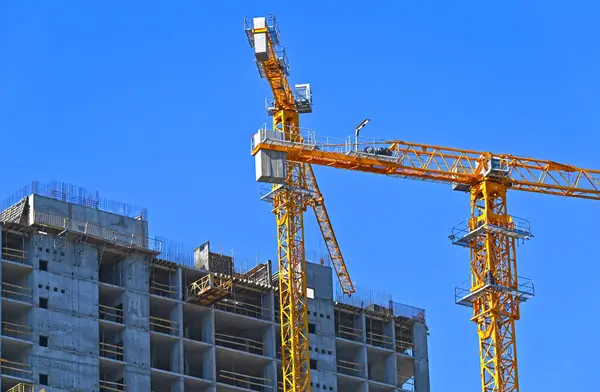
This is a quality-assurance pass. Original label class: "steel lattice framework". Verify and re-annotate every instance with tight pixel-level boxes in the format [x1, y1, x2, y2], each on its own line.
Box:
[251, 130, 600, 392]
[245, 15, 355, 392]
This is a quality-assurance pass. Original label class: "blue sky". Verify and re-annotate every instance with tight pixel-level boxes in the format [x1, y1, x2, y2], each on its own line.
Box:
[1, 1, 599, 390]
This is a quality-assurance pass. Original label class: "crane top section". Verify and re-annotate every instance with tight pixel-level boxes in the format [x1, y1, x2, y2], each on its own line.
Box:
[244, 15, 313, 115]
[251, 128, 600, 200]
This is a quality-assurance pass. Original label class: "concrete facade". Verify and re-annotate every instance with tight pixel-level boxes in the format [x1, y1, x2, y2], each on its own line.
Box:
[0, 192, 430, 392]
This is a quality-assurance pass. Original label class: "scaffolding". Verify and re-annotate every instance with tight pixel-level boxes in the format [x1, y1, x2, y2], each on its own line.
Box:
[6, 384, 46, 392]
[186, 274, 233, 306]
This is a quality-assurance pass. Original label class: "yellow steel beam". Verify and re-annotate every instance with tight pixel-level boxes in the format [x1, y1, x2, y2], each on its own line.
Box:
[469, 181, 520, 392]
[252, 136, 600, 200]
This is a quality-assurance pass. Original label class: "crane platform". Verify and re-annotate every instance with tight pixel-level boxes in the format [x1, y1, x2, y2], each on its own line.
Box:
[454, 277, 535, 307]
[448, 216, 533, 248]
[186, 274, 233, 307]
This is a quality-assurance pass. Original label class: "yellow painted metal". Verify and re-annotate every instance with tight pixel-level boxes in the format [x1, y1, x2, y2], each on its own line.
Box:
[5, 384, 45, 392]
[7, 384, 33, 392]
[305, 164, 355, 294]
[252, 133, 600, 391]
[247, 15, 355, 392]
[271, 108, 311, 392]
[251, 138, 600, 200]
[186, 274, 233, 306]
[469, 180, 520, 392]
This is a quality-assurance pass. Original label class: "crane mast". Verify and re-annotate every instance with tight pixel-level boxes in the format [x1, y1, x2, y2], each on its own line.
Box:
[251, 129, 600, 391]
[245, 15, 355, 392]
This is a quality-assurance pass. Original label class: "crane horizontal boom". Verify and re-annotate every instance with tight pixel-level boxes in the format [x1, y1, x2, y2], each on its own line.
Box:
[251, 130, 600, 200]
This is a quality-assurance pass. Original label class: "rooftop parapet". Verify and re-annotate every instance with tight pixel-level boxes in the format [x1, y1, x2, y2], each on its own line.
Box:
[1, 180, 148, 221]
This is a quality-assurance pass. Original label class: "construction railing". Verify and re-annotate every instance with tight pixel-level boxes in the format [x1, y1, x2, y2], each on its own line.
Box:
[396, 338, 415, 356]
[1, 246, 28, 263]
[336, 358, 365, 377]
[0, 358, 32, 379]
[149, 315, 178, 335]
[335, 324, 363, 342]
[149, 281, 177, 299]
[214, 298, 266, 320]
[99, 380, 126, 392]
[1, 282, 33, 302]
[1, 321, 33, 341]
[217, 369, 271, 391]
[366, 330, 394, 349]
[100, 341, 124, 361]
[98, 304, 124, 324]
[215, 332, 264, 355]
[33, 210, 161, 253]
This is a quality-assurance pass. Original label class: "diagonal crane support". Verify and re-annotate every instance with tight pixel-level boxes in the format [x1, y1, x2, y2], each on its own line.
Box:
[246, 15, 355, 392]
[305, 164, 355, 294]
[251, 129, 600, 392]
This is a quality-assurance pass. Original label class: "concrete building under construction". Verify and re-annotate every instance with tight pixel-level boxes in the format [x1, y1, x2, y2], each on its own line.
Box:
[0, 181, 430, 392]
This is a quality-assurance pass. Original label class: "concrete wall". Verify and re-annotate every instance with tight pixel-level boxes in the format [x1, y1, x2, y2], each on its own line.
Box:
[0, 195, 430, 392]
[306, 262, 338, 391]
[30, 231, 101, 391]
[30, 194, 148, 239]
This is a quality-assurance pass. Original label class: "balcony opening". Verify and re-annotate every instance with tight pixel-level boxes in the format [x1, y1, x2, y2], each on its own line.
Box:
[182, 305, 209, 342]
[99, 323, 124, 362]
[98, 251, 125, 287]
[150, 334, 177, 372]
[150, 264, 177, 299]
[334, 308, 362, 342]
[99, 361, 125, 392]
[2, 230, 29, 264]
[98, 284, 124, 324]
[214, 312, 266, 356]
[2, 302, 33, 341]
[150, 297, 178, 336]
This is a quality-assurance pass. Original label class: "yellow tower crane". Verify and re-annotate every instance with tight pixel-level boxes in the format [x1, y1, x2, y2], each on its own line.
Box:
[244, 15, 355, 392]
[251, 129, 600, 392]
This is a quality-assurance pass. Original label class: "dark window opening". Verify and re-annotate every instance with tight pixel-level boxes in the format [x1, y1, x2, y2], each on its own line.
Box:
[39, 297, 48, 309]
[308, 323, 316, 334]
[39, 335, 48, 347]
[39, 259, 48, 271]
[310, 359, 318, 370]
[39, 373, 48, 385]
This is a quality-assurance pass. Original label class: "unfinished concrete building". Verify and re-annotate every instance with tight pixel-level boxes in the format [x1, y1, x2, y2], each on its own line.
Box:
[0, 181, 430, 392]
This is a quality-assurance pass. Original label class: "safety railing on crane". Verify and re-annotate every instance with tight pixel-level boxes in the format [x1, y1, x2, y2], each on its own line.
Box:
[454, 276, 536, 307]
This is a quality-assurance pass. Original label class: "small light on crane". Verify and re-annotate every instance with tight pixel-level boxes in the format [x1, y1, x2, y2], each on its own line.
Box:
[355, 118, 371, 151]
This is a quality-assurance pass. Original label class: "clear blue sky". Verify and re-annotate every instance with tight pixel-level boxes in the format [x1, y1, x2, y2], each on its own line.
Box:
[1, 1, 599, 390]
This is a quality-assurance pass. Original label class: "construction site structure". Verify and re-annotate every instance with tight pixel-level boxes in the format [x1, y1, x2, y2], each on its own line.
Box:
[244, 15, 357, 392]
[0, 180, 430, 392]
[251, 127, 600, 392]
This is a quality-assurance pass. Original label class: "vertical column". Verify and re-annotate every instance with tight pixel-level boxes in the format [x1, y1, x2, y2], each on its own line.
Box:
[121, 254, 151, 391]
[413, 323, 431, 392]
[175, 267, 185, 392]
[359, 310, 368, 381]
[470, 180, 520, 392]
[170, 301, 183, 374]
[263, 290, 277, 358]
[203, 308, 216, 385]
[0, 226, 3, 392]
[385, 319, 398, 386]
